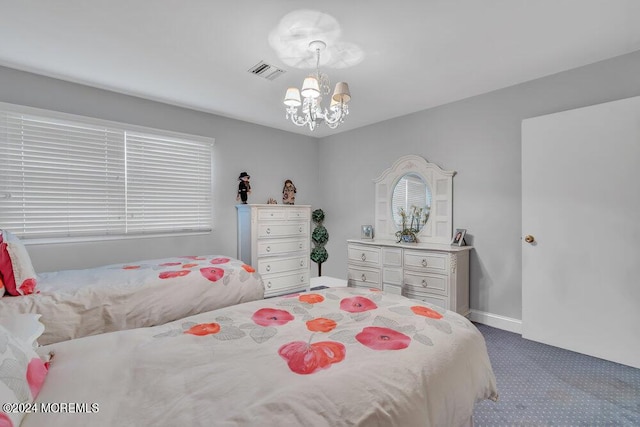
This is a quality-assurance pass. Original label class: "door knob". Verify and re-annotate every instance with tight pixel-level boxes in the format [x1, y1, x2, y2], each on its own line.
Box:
[524, 234, 535, 244]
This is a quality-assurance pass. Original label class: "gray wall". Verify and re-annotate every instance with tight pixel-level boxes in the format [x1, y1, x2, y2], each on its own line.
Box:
[3, 49, 640, 323]
[317, 50, 640, 321]
[0, 66, 320, 272]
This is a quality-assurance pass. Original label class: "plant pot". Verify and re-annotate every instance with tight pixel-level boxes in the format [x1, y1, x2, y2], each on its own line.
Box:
[401, 234, 416, 243]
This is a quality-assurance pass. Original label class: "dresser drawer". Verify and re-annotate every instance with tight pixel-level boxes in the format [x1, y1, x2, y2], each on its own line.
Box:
[263, 270, 309, 297]
[347, 266, 382, 289]
[257, 209, 287, 221]
[382, 247, 402, 267]
[347, 244, 381, 267]
[287, 208, 310, 220]
[258, 255, 308, 276]
[404, 271, 448, 295]
[383, 283, 403, 295]
[257, 238, 308, 256]
[258, 222, 308, 238]
[383, 267, 403, 285]
[404, 290, 449, 311]
[404, 250, 448, 274]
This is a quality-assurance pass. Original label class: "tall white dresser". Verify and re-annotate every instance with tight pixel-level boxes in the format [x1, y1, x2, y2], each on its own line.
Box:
[347, 239, 472, 316]
[236, 204, 311, 297]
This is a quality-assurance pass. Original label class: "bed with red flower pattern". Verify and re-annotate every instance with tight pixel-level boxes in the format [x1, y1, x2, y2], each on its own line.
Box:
[16, 287, 497, 427]
[0, 254, 264, 346]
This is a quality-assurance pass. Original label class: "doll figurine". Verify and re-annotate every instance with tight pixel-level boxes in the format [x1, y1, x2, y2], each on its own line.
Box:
[282, 179, 296, 205]
[237, 172, 251, 204]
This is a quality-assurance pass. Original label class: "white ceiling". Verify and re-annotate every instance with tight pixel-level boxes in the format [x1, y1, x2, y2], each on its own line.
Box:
[1, 1, 640, 138]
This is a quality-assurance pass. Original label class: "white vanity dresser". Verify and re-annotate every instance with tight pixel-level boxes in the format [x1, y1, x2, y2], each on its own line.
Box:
[237, 204, 311, 297]
[347, 240, 471, 315]
[348, 154, 472, 316]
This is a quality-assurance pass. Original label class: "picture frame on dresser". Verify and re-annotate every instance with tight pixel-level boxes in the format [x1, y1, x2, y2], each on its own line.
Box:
[451, 229, 467, 246]
[361, 225, 374, 240]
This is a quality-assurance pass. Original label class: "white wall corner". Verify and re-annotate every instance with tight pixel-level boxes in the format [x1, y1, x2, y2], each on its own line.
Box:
[469, 309, 522, 334]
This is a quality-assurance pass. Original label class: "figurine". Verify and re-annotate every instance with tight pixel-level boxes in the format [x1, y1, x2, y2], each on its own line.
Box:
[267, 198, 278, 204]
[236, 172, 251, 204]
[282, 179, 296, 205]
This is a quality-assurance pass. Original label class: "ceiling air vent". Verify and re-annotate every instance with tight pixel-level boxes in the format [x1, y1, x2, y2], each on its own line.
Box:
[248, 61, 286, 81]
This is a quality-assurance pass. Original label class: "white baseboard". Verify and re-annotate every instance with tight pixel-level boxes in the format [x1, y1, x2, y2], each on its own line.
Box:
[468, 309, 522, 334]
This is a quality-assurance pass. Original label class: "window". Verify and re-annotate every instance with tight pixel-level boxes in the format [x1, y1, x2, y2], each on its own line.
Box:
[0, 103, 214, 241]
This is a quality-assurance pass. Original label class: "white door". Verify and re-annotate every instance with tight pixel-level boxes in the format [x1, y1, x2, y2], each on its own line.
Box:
[522, 96, 640, 369]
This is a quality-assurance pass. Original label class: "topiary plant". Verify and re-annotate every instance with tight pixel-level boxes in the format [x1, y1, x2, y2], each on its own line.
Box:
[310, 208, 328, 276]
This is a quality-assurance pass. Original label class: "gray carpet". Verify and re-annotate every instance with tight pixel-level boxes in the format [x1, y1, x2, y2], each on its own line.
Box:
[473, 323, 640, 426]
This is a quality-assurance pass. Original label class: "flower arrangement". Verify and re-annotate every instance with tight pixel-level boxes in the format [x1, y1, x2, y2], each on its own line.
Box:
[395, 205, 430, 243]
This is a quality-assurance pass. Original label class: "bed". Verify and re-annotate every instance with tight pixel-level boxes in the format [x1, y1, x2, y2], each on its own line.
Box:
[0, 254, 265, 346]
[2, 287, 498, 427]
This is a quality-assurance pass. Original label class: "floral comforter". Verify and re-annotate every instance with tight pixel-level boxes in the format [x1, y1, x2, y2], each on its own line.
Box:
[23, 287, 497, 427]
[0, 255, 264, 345]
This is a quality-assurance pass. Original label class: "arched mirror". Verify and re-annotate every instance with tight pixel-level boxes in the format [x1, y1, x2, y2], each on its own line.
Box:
[391, 173, 432, 233]
[374, 155, 455, 244]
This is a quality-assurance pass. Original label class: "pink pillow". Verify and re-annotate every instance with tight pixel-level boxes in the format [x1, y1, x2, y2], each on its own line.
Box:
[0, 233, 17, 297]
[0, 230, 38, 296]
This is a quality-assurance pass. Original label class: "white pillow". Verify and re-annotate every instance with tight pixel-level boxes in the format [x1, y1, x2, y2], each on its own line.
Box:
[0, 314, 45, 349]
[0, 324, 48, 427]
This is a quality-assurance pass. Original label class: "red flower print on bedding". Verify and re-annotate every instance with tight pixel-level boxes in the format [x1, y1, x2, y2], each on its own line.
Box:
[0, 412, 12, 427]
[27, 357, 48, 398]
[122, 265, 140, 270]
[339, 296, 378, 313]
[299, 293, 324, 304]
[210, 257, 230, 264]
[160, 262, 182, 267]
[306, 318, 337, 333]
[159, 270, 191, 279]
[411, 305, 443, 319]
[184, 322, 221, 336]
[200, 267, 224, 282]
[278, 340, 346, 375]
[19, 278, 37, 295]
[252, 308, 294, 326]
[182, 263, 198, 268]
[241, 264, 255, 273]
[356, 326, 411, 350]
[180, 256, 206, 260]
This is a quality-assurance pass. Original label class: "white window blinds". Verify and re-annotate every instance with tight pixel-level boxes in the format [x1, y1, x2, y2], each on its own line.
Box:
[0, 104, 213, 240]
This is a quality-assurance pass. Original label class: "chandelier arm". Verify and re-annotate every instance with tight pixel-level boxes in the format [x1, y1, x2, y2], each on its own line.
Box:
[286, 107, 310, 127]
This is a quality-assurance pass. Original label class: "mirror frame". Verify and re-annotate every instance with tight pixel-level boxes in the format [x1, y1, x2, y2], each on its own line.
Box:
[374, 155, 455, 244]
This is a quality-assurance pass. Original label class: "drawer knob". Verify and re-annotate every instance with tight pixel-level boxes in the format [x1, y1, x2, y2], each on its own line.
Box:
[421, 259, 427, 267]
[299, 226, 303, 232]
[266, 265, 271, 272]
[266, 246, 271, 252]
[267, 281, 272, 288]
[299, 260, 304, 266]
[300, 276, 305, 282]
[361, 274, 366, 282]
[361, 253, 366, 261]
[266, 228, 271, 234]
[422, 279, 427, 287]
[299, 243, 303, 249]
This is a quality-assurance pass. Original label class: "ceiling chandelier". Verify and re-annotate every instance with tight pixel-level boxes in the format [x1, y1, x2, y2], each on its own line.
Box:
[283, 40, 351, 131]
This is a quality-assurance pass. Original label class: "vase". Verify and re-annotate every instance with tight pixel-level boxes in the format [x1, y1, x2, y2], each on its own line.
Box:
[401, 234, 416, 243]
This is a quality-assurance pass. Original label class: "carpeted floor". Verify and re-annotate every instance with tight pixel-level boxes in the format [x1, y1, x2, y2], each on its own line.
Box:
[473, 323, 640, 426]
